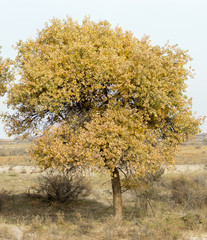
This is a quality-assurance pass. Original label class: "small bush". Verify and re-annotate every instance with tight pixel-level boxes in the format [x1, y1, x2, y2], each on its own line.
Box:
[123, 168, 164, 216]
[35, 170, 91, 203]
[170, 174, 207, 209]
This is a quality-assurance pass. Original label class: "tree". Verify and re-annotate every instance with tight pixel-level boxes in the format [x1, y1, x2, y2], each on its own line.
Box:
[2, 17, 201, 219]
[0, 48, 13, 96]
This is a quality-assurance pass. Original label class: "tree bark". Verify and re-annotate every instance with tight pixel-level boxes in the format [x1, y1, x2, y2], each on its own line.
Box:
[111, 167, 122, 220]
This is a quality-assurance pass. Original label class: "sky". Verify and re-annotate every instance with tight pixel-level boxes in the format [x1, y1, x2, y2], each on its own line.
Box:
[0, 0, 207, 138]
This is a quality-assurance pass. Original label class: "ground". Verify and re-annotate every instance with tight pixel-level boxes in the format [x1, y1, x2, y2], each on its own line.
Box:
[1, 139, 207, 239]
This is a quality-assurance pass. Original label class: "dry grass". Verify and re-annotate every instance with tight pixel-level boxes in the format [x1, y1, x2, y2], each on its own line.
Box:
[0, 140, 207, 239]
[0, 169, 207, 239]
[0, 155, 31, 166]
[175, 145, 207, 165]
[0, 140, 32, 166]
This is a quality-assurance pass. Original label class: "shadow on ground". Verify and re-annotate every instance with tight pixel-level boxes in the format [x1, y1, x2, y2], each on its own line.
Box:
[0, 192, 113, 225]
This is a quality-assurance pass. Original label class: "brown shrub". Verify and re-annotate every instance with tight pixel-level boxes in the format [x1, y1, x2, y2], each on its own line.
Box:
[170, 174, 207, 209]
[35, 170, 91, 203]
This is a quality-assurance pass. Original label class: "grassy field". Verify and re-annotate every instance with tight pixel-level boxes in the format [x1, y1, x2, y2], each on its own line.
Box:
[0, 140, 33, 166]
[1, 139, 207, 166]
[175, 145, 207, 165]
[0, 140, 207, 239]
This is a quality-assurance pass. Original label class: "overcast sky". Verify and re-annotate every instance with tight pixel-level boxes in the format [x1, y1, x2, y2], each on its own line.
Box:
[0, 0, 207, 138]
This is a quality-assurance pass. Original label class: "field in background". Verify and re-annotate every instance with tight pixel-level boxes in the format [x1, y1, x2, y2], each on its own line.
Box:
[175, 145, 207, 165]
[0, 139, 33, 166]
[175, 133, 207, 164]
[1, 137, 207, 166]
[0, 137, 207, 239]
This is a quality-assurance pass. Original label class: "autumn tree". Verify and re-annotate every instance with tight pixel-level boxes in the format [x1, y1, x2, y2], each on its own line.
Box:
[0, 48, 13, 96]
[2, 17, 201, 219]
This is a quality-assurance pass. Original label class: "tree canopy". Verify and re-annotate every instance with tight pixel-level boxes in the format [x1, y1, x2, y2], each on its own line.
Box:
[2, 17, 201, 219]
[0, 48, 13, 96]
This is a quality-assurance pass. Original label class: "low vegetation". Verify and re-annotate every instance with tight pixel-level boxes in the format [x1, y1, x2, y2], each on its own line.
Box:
[1, 168, 207, 239]
[175, 145, 207, 165]
[0, 139, 32, 166]
[0, 140, 207, 239]
[34, 170, 91, 202]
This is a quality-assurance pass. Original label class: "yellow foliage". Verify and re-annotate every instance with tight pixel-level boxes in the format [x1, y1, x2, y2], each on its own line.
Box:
[0, 48, 13, 96]
[2, 17, 201, 177]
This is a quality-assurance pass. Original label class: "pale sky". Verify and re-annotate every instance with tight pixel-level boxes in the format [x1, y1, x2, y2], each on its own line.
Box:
[0, 0, 207, 138]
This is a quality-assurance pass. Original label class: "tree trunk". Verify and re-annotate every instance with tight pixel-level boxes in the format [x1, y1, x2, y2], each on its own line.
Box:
[111, 167, 122, 220]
